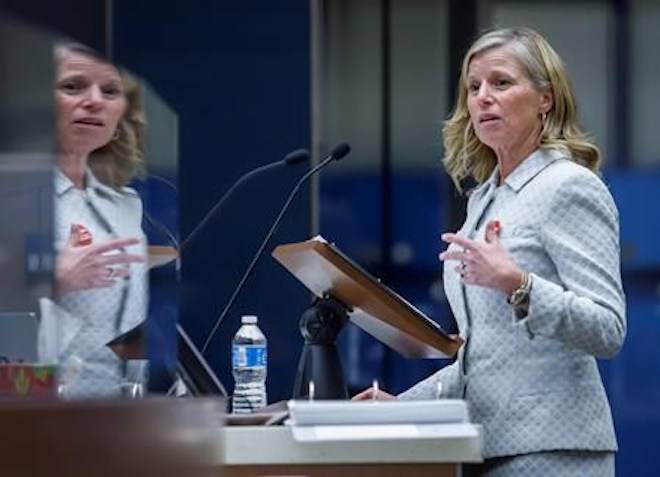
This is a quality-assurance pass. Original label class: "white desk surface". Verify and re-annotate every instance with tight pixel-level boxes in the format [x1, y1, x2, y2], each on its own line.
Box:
[222, 424, 483, 465]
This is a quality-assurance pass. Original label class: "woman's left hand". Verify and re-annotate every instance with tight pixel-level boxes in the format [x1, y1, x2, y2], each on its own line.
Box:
[439, 220, 523, 295]
[351, 387, 397, 401]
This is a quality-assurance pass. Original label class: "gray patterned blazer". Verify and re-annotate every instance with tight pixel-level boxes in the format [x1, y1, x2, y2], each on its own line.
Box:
[400, 148, 626, 459]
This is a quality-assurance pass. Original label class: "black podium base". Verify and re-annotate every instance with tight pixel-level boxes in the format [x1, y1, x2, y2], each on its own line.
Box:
[292, 297, 349, 399]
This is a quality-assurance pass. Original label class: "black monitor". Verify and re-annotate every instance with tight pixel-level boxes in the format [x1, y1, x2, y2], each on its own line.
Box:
[108, 321, 228, 398]
[176, 324, 228, 397]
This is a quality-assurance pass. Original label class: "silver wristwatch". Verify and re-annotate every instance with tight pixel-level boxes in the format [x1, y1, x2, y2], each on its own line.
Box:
[507, 271, 533, 306]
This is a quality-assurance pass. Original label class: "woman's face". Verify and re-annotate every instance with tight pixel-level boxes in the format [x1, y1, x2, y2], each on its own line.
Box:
[466, 46, 551, 154]
[55, 51, 127, 156]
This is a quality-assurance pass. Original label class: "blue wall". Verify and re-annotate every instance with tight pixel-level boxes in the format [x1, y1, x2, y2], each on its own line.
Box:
[606, 171, 660, 475]
[113, 1, 312, 403]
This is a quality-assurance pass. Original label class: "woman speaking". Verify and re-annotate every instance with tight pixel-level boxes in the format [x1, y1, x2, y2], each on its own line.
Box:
[355, 27, 625, 476]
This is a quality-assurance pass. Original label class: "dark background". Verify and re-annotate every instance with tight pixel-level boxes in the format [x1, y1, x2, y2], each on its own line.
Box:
[2, 2, 659, 476]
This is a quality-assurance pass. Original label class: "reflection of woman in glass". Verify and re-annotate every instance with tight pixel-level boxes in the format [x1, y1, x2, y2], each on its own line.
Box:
[39, 43, 148, 397]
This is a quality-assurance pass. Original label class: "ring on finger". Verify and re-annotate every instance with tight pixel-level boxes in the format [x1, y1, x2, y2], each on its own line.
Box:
[458, 262, 466, 276]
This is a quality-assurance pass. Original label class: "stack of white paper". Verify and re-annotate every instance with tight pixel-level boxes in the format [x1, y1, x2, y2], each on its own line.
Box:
[287, 399, 472, 442]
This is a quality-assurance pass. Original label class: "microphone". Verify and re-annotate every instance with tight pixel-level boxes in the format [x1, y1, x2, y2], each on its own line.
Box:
[179, 148, 310, 251]
[201, 142, 352, 354]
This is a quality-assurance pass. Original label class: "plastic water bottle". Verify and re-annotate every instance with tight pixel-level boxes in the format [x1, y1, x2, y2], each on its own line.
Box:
[232, 315, 267, 413]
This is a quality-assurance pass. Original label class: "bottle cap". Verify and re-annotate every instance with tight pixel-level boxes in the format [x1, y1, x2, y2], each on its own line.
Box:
[241, 315, 258, 324]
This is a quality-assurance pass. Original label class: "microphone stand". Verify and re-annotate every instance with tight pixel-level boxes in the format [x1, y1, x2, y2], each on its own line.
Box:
[201, 144, 351, 355]
[180, 149, 309, 251]
[139, 150, 309, 396]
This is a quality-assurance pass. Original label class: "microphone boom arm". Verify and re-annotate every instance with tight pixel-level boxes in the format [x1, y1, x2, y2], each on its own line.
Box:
[180, 161, 281, 251]
[201, 151, 343, 354]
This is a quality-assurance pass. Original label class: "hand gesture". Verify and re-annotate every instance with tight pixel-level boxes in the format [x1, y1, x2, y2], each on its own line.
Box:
[439, 220, 523, 295]
[351, 387, 396, 401]
[55, 234, 145, 296]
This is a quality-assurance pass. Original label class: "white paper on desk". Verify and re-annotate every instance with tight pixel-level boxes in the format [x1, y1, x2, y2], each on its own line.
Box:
[288, 399, 469, 426]
[293, 424, 419, 442]
[291, 423, 480, 442]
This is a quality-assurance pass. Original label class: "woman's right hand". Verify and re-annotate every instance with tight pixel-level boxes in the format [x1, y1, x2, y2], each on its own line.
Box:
[351, 387, 397, 401]
[55, 235, 145, 296]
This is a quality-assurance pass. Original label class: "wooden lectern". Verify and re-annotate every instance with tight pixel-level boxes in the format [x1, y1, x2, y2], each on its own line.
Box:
[272, 237, 463, 398]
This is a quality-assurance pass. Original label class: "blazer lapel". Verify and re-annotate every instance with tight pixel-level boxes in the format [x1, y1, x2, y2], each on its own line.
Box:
[463, 183, 496, 239]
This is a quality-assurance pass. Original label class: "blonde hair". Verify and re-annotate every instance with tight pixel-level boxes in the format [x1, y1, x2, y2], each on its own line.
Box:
[55, 43, 146, 189]
[443, 27, 600, 192]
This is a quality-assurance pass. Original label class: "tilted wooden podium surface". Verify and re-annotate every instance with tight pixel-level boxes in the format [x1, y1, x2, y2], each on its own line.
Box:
[259, 238, 480, 476]
[273, 237, 462, 358]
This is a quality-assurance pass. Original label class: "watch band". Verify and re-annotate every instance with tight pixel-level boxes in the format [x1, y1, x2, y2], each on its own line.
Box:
[507, 271, 532, 306]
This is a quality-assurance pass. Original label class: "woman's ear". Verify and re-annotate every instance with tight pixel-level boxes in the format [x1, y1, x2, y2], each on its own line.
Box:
[540, 86, 554, 114]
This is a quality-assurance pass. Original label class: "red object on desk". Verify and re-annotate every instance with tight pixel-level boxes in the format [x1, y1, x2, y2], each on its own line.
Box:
[0, 364, 57, 399]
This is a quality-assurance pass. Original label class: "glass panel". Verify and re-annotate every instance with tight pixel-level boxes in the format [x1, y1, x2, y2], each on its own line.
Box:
[0, 13, 57, 399]
[488, 1, 614, 164]
[318, 0, 385, 391]
[388, 0, 453, 392]
[321, 0, 383, 172]
[390, 0, 449, 171]
[389, 1, 449, 272]
[317, 0, 452, 393]
[0, 22, 180, 399]
[48, 45, 153, 399]
[630, 0, 660, 166]
[133, 82, 180, 397]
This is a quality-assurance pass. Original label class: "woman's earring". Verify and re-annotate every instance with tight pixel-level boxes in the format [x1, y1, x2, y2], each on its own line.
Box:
[112, 129, 120, 141]
[541, 112, 547, 126]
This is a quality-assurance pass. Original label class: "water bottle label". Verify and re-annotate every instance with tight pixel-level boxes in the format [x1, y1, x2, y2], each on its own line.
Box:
[232, 344, 267, 368]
